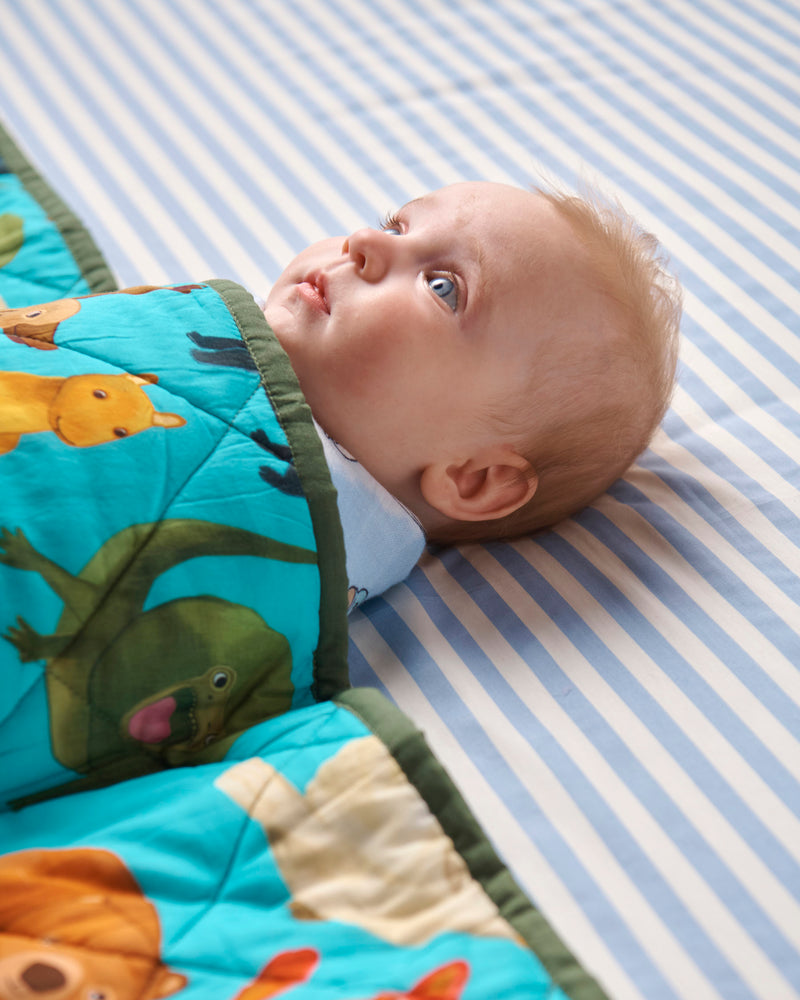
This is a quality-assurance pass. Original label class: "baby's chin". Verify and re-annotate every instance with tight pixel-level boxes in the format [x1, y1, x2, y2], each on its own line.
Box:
[262, 294, 294, 343]
[264, 314, 316, 401]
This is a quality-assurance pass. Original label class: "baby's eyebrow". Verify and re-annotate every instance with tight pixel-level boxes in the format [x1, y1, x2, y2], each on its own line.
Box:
[400, 194, 429, 213]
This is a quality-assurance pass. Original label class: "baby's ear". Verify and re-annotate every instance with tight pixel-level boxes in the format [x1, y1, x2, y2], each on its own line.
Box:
[420, 447, 537, 522]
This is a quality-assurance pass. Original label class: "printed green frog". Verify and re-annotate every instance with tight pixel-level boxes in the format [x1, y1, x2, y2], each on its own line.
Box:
[1, 518, 317, 802]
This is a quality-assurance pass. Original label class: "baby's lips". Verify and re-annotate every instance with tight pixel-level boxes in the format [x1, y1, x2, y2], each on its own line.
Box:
[305, 270, 330, 311]
[297, 272, 331, 313]
[297, 281, 329, 314]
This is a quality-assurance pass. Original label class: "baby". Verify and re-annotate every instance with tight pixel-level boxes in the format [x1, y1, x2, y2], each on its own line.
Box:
[264, 180, 681, 558]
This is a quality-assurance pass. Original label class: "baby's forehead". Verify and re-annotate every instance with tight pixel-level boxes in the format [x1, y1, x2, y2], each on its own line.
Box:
[410, 184, 567, 255]
[410, 181, 538, 224]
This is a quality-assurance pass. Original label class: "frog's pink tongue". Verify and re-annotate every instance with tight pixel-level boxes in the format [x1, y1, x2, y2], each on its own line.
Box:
[127, 696, 176, 743]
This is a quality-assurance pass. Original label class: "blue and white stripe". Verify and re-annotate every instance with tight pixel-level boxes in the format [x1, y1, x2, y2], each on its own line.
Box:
[1, 0, 798, 997]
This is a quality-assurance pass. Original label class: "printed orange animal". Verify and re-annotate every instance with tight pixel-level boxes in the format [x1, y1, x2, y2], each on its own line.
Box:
[232, 957, 468, 1000]
[0, 286, 203, 350]
[0, 298, 81, 349]
[0, 846, 188, 1000]
[233, 949, 318, 1000]
[370, 962, 469, 1000]
[0, 369, 185, 454]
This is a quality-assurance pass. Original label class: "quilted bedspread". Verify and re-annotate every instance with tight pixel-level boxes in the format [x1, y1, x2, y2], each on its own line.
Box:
[0, 123, 605, 999]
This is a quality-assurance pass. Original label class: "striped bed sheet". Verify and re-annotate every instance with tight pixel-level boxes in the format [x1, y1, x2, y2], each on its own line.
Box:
[0, 1, 798, 998]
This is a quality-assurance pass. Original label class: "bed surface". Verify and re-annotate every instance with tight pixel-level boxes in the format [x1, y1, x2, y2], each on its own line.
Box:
[1, 1, 798, 998]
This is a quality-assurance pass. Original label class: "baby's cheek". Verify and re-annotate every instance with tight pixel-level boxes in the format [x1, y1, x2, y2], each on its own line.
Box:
[326, 353, 377, 404]
[345, 348, 404, 406]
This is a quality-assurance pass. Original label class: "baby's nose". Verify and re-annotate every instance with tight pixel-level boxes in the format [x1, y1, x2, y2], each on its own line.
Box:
[343, 227, 392, 281]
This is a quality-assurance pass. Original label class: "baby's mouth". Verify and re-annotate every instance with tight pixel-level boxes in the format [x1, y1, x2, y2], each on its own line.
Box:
[298, 273, 329, 314]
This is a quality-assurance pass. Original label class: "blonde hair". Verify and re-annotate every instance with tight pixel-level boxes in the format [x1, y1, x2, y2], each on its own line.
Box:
[434, 184, 682, 545]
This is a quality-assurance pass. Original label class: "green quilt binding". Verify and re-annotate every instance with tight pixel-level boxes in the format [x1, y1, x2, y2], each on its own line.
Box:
[209, 278, 351, 704]
[336, 687, 611, 1000]
[0, 120, 117, 295]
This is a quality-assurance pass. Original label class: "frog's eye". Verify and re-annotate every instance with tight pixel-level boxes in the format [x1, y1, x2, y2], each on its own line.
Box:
[211, 670, 230, 689]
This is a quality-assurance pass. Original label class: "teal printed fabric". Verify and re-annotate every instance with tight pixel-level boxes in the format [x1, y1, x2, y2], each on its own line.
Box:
[0, 278, 350, 807]
[0, 696, 571, 1000]
[0, 121, 608, 1000]
[0, 127, 115, 305]
[0, 168, 96, 305]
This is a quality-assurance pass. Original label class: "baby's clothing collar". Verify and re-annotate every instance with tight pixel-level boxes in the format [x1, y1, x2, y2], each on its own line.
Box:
[313, 421, 425, 612]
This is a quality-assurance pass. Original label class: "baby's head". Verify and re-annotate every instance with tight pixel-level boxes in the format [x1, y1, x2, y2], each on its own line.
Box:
[265, 181, 681, 543]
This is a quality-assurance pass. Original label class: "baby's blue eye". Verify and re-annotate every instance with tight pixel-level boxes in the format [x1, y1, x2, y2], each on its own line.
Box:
[380, 213, 402, 235]
[428, 275, 458, 310]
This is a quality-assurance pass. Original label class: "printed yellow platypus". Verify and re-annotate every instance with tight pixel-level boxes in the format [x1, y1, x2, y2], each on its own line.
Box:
[0, 369, 185, 454]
